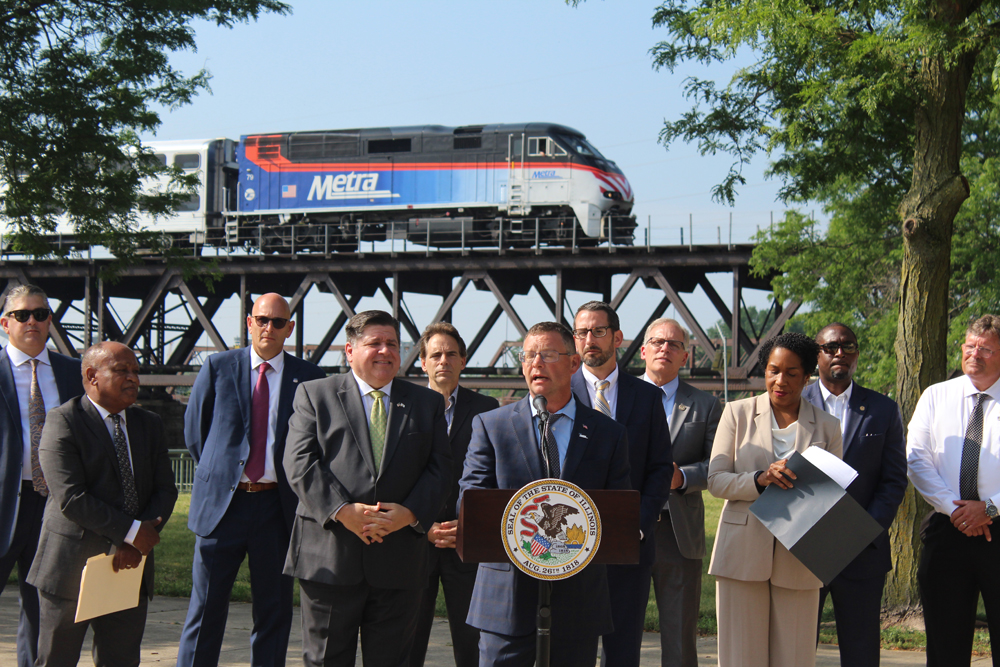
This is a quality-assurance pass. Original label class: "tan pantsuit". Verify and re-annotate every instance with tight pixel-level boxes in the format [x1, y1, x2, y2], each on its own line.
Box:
[707, 394, 843, 667]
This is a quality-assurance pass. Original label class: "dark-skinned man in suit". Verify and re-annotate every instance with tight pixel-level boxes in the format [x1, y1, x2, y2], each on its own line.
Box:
[570, 301, 672, 667]
[803, 323, 906, 667]
[409, 322, 499, 667]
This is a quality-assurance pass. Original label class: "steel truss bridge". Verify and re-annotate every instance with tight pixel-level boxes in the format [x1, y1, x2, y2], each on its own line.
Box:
[0, 244, 798, 393]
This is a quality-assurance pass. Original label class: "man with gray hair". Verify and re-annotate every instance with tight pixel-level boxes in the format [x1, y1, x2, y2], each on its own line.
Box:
[908, 314, 1000, 666]
[641, 318, 721, 667]
[0, 285, 83, 667]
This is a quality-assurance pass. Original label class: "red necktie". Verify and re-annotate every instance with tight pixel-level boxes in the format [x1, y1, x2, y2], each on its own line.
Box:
[246, 361, 271, 482]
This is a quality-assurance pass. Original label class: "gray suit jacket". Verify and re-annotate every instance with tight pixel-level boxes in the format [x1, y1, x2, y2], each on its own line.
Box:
[282, 373, 451, 590]
[666, 380, 722, 559]
[27, 397, 178, 600]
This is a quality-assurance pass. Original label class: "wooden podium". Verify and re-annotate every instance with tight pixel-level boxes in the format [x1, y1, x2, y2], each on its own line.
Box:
[456, 489, 641, 565]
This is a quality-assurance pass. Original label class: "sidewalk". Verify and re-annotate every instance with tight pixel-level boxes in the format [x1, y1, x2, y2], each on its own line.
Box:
[0, 589, 952, 665]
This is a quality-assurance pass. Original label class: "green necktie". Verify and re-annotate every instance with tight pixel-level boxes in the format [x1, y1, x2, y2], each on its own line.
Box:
[369, 390, 387, 469]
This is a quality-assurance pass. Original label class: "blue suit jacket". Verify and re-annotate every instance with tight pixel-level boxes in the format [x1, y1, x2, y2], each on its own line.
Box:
[185, 348, 325, 536]
[803, 380, 907, 579]
[571, 367, 672, 566]
[458, 396, 631, 637]
[0, 347, 82, 558]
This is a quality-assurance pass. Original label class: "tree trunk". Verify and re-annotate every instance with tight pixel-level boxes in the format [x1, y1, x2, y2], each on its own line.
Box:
[886, 28, 974, 613]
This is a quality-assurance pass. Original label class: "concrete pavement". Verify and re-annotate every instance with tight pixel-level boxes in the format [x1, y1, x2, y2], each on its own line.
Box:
[0, 589, 952, 665]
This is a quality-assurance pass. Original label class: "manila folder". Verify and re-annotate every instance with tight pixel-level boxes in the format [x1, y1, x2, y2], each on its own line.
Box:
[74, 553, 146, 623]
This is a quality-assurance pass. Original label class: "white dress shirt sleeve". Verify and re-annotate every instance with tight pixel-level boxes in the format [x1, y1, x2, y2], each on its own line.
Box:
[907, 387, 962, 517]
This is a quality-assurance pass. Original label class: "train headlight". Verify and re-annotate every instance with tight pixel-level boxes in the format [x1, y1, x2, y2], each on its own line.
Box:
[602, 190, 623, 201]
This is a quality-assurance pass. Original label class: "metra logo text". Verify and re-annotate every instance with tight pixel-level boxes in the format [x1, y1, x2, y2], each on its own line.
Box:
[308, 173, 380, 200]
[532, 170, 558, 179]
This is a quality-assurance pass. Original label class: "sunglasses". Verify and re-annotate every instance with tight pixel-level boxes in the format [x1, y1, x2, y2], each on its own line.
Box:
[5, 308, 51, 323]
[251, 315, 289, 329]
[818, 342, 859, 355]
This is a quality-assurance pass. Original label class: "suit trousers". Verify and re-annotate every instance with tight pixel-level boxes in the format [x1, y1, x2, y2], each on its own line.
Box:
[479, 627, 600, 667]
[650, 512, 702, 667]
[715, 577, 819, 667]
[919, 512, 1000, 667]
[177, 488, 293, 667]
[0, 482, 45, 667]
[599, 561, 653, 667]
[410, 547, 479, 667]
[36, 589, 148, 667]
[817, 574, 885, 667]
[299, 578, 422, 667]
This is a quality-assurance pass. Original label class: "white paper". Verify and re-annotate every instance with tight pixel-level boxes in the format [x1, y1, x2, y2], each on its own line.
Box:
[74, 553, 146, 623]
[801, 446, 857, 490]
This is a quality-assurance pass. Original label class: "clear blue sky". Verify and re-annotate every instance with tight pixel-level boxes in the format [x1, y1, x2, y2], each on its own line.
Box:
[138, 0, 797, 366]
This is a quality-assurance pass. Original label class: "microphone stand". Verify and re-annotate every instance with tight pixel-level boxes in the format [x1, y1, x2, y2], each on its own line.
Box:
[533, 396, 553, 667]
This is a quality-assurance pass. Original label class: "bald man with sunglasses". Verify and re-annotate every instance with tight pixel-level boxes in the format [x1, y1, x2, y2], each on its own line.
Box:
[177, 293, 325, 667]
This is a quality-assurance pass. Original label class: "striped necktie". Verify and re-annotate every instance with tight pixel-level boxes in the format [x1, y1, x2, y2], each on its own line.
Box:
[595, 380, 612, 418]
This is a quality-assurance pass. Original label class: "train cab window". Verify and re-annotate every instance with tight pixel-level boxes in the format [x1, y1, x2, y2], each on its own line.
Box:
[152, 154, 167, 166]
[174, 153, 201, 170]
[177, 194, 200, 212]
[509, 137, 523, 160]
[528, 137, 566, 157]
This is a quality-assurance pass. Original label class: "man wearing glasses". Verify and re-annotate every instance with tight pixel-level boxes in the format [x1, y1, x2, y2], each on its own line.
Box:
[641, 318, 721, 667]
[177, 293, 324, 667]
[802, 323, 906, 667]
[459, 322, 631, 666]
[908, 315, 1000, 666]
[570, 302, 672, 667]
[0, 284, 82, 667]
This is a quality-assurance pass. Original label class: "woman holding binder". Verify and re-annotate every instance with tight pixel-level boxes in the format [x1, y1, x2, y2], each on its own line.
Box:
[707, 332, 843, 667]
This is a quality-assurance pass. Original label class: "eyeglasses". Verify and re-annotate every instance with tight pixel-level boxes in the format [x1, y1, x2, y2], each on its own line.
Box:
[644, 338, 686, 352]
[251, 315, 289, 329]
[519, 350, 572, 364]
[818, 342, 859, 355]
[5, 308, 51, 323]
[962, 343, 996, 358]
[572, 326, 611, 339]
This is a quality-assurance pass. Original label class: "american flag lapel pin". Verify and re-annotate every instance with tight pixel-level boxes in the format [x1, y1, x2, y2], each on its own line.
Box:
[397, 402, 405, 408]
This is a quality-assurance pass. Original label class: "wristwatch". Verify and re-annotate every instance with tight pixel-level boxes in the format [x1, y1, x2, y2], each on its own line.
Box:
[986, 499, 999, 519]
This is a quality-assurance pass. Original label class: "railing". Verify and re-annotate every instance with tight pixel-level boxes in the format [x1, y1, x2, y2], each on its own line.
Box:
[168, 449, 196, 492]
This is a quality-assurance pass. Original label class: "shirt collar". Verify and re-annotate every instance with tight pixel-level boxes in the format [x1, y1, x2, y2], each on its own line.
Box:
[353, 371, 393, 398]
[426, 384, 460, 408]
[645, 373, 680, 401]
[87, 395, 126, 426]
[581, 364, 618, 390]
[531, 395, 577, 422]
[818, 379, 853, 405]
[964, 374, 1000, 402]
[6, 345, 50, 367]
[251, 348, 284, 375]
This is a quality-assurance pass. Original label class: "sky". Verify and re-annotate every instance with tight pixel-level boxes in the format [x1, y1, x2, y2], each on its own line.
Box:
[120, 1, 800, 367]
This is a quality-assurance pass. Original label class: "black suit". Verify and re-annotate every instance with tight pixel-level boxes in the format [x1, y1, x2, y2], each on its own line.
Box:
[410, 385, 499, 667]
[803, 380, 907, 667]
[571, 368, 672, 667]
[0, 347, 82, 667]
[27, 397, 178, 667]
[283, 373, 451, 666]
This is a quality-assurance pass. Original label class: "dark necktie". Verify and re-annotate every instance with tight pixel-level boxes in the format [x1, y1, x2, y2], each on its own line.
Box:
[960, 392, 987, 500]
[110, 414, 139, 517]
[28, 359, 48, 497]
[542, 413, 561, 478]
[246, 361, 271, 483]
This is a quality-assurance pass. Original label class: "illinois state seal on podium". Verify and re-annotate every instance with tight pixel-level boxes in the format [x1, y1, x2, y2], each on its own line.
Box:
[502, 479, 601, 581]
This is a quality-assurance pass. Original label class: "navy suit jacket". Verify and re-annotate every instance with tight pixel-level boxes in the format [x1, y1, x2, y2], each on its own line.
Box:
[185, 348, 325, 536]
[803, 380, 907, 579]
[571, 367, 672, 566]
[458, 396, 631, 637]
[0, 347, 82, 558]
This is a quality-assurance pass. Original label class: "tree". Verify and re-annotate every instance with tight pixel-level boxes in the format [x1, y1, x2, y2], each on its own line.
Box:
[642, 0, 1000, 614]
[0, 0, 289, 267]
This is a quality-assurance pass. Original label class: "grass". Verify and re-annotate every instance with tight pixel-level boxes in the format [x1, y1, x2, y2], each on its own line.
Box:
[7, 493, 993, 656]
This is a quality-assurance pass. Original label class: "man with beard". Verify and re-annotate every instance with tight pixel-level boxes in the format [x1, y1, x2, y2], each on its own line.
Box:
[802, 323, 906, 667]
[570, 301, 672, 667]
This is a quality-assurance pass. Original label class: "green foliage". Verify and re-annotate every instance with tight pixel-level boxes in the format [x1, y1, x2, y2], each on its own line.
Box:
[0, 0, 289, 266]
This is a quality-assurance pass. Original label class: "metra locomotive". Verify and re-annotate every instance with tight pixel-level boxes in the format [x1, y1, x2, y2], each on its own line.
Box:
[49, 123, 636, 251]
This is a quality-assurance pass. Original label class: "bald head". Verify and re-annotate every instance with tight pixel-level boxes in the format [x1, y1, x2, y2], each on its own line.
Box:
[248, 293, 295, 360]
[83, 342, 140, 414]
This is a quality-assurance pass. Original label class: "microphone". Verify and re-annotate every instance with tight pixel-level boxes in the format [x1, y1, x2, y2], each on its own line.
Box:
[532, 394, 549, 425]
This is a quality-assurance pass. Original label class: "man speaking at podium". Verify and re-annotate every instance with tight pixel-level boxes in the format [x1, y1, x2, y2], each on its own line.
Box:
[459, 322, 632, 667]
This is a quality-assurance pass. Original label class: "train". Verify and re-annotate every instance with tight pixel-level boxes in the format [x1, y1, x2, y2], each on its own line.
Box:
[45, 123, 637, 252]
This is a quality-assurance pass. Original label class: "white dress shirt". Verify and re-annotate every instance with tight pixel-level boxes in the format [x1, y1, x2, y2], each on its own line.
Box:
[6, 345, 61, 481]
[581, 365, 619, 417]
[818, 380, 853, 441]
[87, 396, 140, 545]
[243, 349, 285, 484]
[907, 374, 1000, 516]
